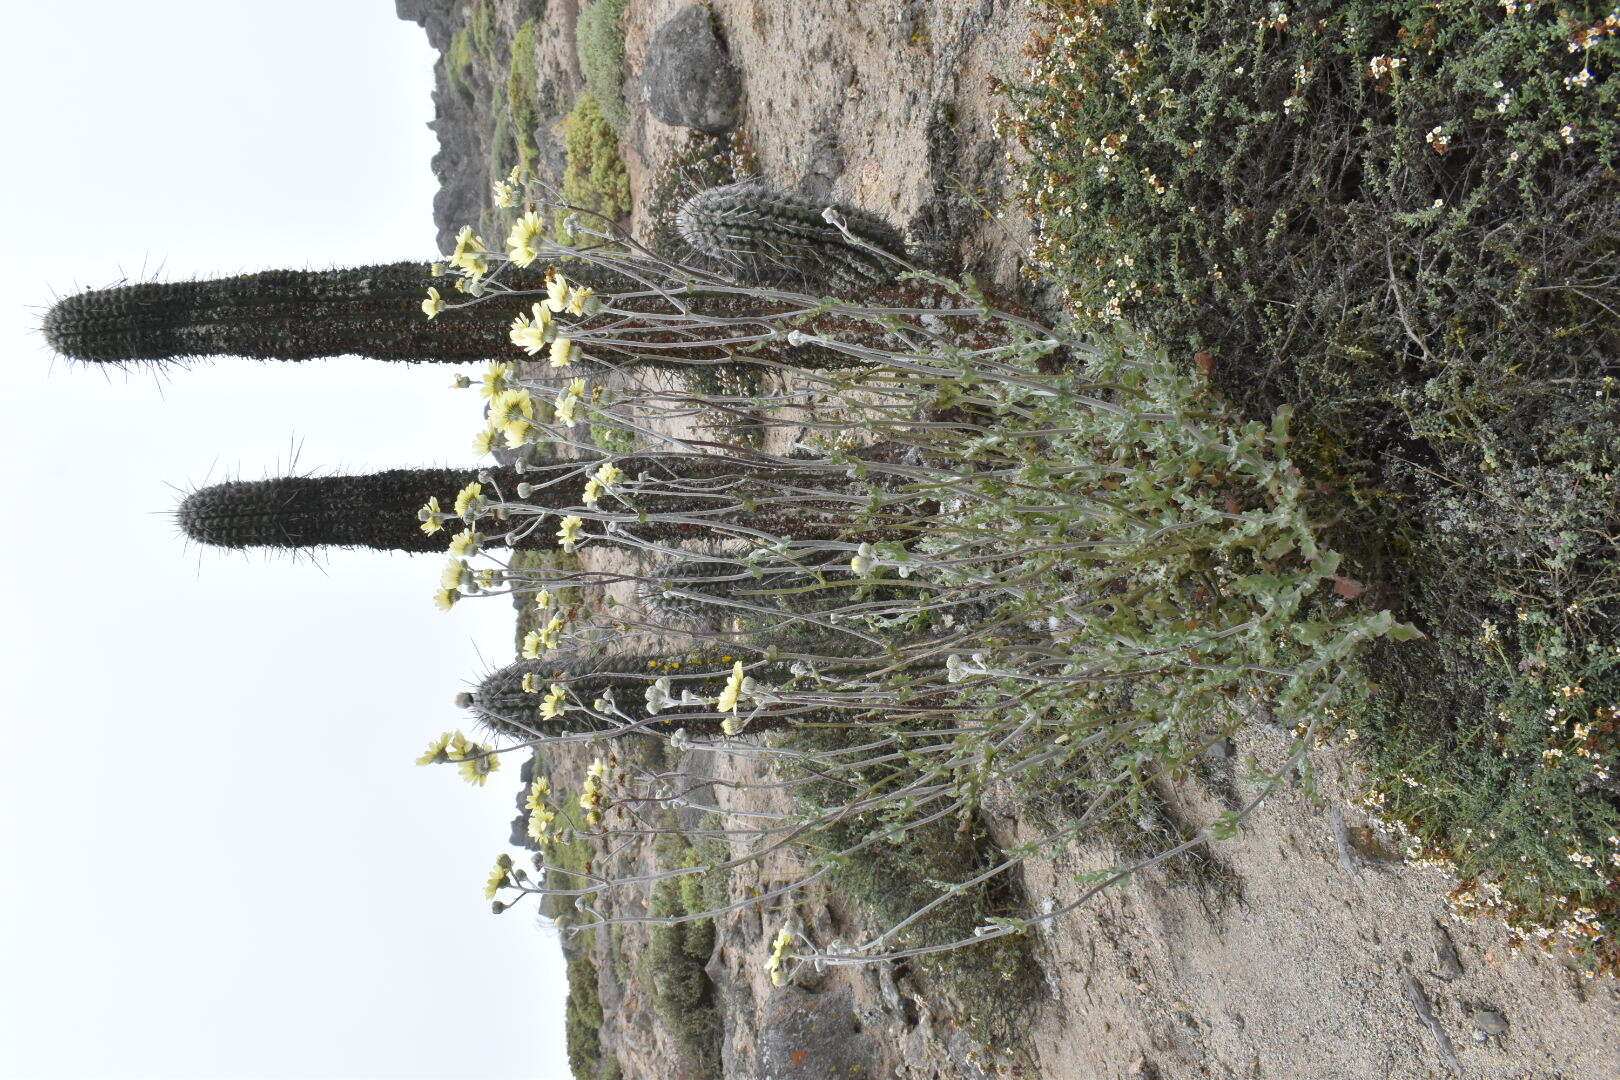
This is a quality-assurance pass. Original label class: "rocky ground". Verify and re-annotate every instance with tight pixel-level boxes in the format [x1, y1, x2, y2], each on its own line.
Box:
[396, 2, 1620, 1077]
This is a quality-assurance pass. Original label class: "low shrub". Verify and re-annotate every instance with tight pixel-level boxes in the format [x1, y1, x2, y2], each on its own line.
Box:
[577, 0, 631, 132]
[557, 93, 631, 238]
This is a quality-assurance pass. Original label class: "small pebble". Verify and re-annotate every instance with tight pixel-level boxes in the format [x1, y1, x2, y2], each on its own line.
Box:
[1471, 1009, 1509, 1035]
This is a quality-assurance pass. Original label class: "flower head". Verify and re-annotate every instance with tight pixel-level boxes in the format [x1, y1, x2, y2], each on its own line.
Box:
[454, 482, 485, 522]
[448, 529, 482, 558]
[419, 496, 445, 535]
[766, 927, 793, 986]
[554, 386, 581, 427]
[449, 226, 490, 279]
[540, 682, 567, 719]
[717, 661, 747, 714]
[416, 731, 456, 765]
[545, 273, 571, 313]
[421, 287, 445, 319]
[480, 362, 515, 400]
[458, 744, 500, 786]
[484, 857, 510, 900]
[506, 211, 546, 267]
[433, 586, 459, 611]
[549, 337, 575, 369]
[556, 515, 585, 552]
[566, 286, 599, 317]
[521, 629, 545, 660]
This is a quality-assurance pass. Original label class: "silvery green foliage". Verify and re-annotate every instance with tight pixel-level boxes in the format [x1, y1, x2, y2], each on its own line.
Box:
[674, 181, 908, 291]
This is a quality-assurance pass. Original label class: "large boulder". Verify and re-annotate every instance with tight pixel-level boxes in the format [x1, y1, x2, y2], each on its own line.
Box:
[642, 5, 742, 135]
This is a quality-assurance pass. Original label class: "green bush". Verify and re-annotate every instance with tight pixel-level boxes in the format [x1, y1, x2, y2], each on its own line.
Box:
[576, 0, 631, 132]
[1009, 0, 1620, 973]
[557, 93, 631, 238]
[507, 18, 542, 175]
[644, 874, 721, 1072]
[564, 950, 607, 1080]
[446, 28, 477, 98]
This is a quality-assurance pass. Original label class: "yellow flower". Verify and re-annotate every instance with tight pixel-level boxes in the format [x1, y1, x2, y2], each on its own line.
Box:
[508, 311, 546, 355]
[484, 858, 510, 899]
[592, 462, 624, 488]
[448, 732, 471, 760]
[549, 337, 575, 368]
[534, 589, 554, 610]
[419, 496, 444, 535]
[480, 362, 514, 399]
[539, 614, 565, 651]
[527, 805, 556, 844]
[578, 756, 609, 825]
[491, 178, 519, 208]
[474, 569, 500, 589]
[433, 586, 459, 611]
[766, 927, 793, 986]
[441, 559, 472, 595]
[459, 745, 500, 787]
[525, 776, 552, 807]
[449, 225, 490, 278]
[521, 672, 539, 693]
[521, 630, 544, 659]
[454, 482, 484, 521]
[502, 418, 533, 449]
[448, 529, 482, 558]
[416, 731, 455, 765]
[472, 428, 498, 455]
[491, 388, 535, 428]
[566, 285, 599, 316]
[421, 287, 445, 320]
[556, 515, 585, 552]
[581, 478, 604, 506]
[717, 661, 746, 713]
[540, 682, 567, 719]
[545, 273, 571, 313]
[506, 210, 546, 267]
[554, 387, 580, 427]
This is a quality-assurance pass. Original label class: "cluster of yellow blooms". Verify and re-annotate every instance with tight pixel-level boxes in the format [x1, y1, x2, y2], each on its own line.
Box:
[717, 661, 749, 736]
[416, 730, 502, 787]
[765, 927, 794, 986]
[581, 460, 623, 507]
[522, 613, 568, 658]
[556, 514, 586, 553]
[525, 775, 555, 844]
[578, 757, 609, 826]
[485, 854, 513, 900]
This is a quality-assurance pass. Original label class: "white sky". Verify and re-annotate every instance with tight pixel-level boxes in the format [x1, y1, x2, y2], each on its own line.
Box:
[1, 4, 569, 1078]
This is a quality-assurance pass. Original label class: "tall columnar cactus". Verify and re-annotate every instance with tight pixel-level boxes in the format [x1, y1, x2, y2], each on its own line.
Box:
[176, 467, 524, 554]
[461, 652, 810, 741]
[41, 263, 556, 365]
[177, 456, 930, 555]
[675, 181, 909, 291]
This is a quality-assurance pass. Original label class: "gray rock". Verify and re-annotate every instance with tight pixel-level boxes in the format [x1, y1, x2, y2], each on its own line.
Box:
[1470, 1008, 1509, 1035]
[1431, 919, 1464, 981]
[643, 6, 742, 135]
[761, 986, 878, 1079]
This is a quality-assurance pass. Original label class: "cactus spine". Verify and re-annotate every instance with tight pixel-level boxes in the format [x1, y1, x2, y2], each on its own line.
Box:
[675, 181, 909, 291]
